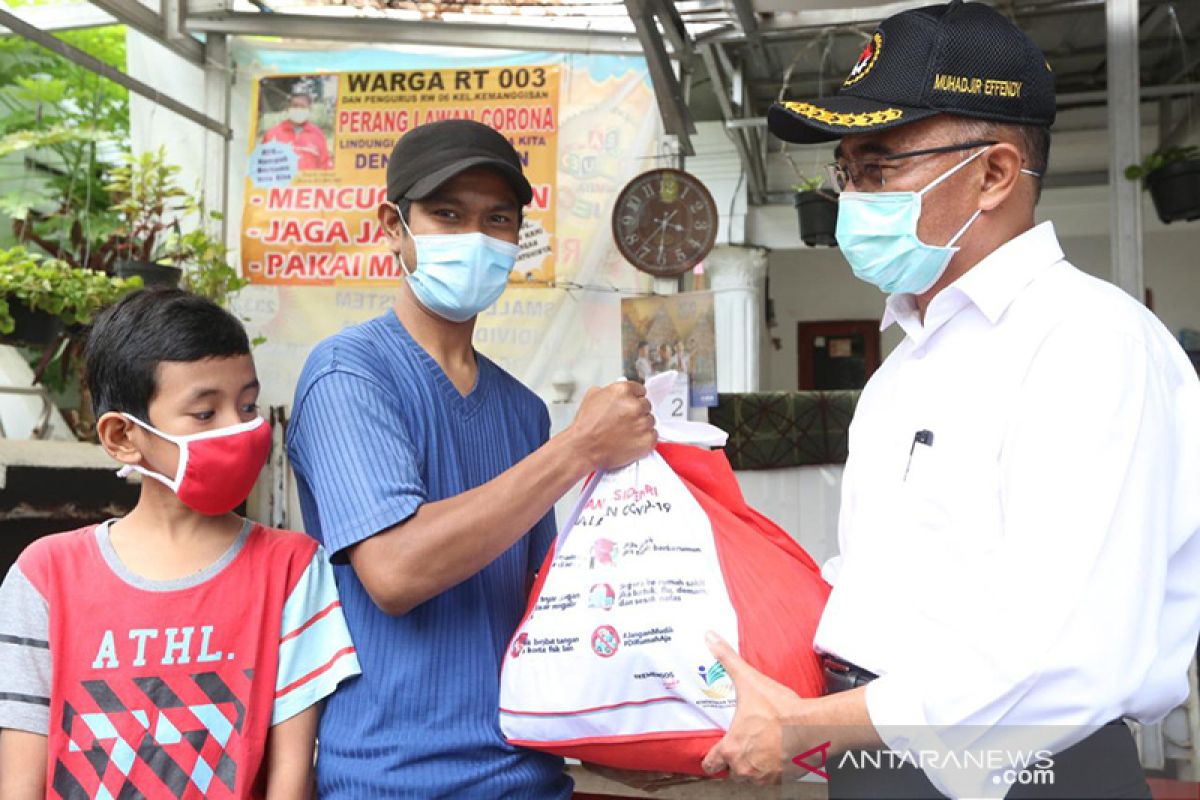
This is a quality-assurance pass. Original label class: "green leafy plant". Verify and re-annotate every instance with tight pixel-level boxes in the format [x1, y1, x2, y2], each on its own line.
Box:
[0, 24, 128, 270]
[0, 245, 141, 439]
[792, 174, 827, 193]
[0, 246, 140, 335]
[166, 212, 249, 307]
[105, 147, 199, 265]
[1124, 145, 1200, 183]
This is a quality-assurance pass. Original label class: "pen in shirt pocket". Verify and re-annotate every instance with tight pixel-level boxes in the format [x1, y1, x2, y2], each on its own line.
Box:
[903, 429, 935, 481]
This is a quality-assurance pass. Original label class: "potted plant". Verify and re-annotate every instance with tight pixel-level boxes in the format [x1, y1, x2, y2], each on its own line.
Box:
[0, 246, 141, 436]
[0, 248, 64, 346]
[0, 246, 140, 362]
[166, 210, 251, 307]
[105, 148, 199, 287]
[793, 175, 838, 247]
[1125, 145, 1200, 225]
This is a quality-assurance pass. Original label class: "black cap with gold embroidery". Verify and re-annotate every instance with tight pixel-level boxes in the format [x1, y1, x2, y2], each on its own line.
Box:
[768, 0, 1055, 144]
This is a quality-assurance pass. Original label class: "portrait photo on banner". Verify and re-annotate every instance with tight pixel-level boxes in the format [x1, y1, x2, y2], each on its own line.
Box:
[257, 74, 339, 172]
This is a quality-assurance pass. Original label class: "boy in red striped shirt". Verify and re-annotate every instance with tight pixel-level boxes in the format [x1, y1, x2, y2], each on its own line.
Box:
[0, 289, 359, 799]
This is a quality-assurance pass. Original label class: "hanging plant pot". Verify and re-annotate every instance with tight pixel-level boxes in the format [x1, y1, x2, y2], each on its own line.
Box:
[794, 190, 839, 247]
[114, 259, 182, 289]
[1145, 159, 1200, 225]
[2, 300, 64, 346]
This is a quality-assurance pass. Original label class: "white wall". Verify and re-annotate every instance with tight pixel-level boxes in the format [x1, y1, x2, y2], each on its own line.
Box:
[688, 121, 748, 245]
[762, 246, 902, 391]
[126, 31, 217, 212]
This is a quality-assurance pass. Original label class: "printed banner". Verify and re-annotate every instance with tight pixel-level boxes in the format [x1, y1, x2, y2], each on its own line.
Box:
[228, 46, 661, 416]
[242, 65, 560, 286]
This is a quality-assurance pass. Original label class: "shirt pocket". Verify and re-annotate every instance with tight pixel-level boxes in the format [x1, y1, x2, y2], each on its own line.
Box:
[899, 429, 1004, 548]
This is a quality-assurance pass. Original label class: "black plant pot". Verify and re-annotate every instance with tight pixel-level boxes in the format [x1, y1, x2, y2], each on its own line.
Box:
[794, 190, 839, 247]
[114, 259, 182, 289]
[1146, 159, 1200, 225]
[2, 300, 63, 346]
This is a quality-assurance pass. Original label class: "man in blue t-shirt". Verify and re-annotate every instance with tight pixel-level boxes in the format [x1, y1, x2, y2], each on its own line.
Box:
[287, 119, 657, 798]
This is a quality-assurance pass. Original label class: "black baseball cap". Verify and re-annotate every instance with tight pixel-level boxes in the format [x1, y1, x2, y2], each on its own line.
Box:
[769, 0, 1055, 144]
[386, 119, 533, 206]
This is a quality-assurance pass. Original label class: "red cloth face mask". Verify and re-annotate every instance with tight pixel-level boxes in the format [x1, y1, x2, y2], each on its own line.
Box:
[117, 414, 272, 516]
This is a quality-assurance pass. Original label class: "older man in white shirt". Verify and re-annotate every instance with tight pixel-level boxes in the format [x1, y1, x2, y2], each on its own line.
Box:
[700, 2, 1200, 798]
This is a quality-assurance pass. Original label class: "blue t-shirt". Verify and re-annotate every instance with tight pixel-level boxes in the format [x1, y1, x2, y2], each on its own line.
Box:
[287, 311, 570, 799]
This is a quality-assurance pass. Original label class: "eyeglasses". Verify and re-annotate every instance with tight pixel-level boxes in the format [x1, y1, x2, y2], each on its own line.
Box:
[825, 139, 998, 193]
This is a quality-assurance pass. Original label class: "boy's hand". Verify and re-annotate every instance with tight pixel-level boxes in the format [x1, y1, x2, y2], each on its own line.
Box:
[0, 729, 47, 800]
[566, 382, 657, 471]
[265, 705, 318, 800]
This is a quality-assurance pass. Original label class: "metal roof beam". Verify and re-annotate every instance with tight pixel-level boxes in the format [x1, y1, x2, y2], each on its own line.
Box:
[89, 0, 205, 66]
[727, 0, 773, 79]
[0, 6, 230, 138]
[186, 11, 647, 56]
[701, 0, 1182, 42]
[0, 3, 114, 34]
[625, 0, 695, 153]
[700, 42, 764, 202]
[1106, 0, 1142, 300]
[646, 0, 692, 62]
[1059, 81, 1200, 106]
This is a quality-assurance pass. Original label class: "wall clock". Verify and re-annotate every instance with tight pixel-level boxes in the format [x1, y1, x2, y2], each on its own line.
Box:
[612, 168, 719, 278]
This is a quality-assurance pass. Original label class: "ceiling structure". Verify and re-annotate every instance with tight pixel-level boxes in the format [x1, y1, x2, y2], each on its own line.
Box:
[669, 0, 1200, 201]
[3, 0, 1199, 205]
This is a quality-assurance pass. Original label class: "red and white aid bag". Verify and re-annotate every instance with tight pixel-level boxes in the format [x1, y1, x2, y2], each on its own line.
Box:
[499, 372, 832, 775]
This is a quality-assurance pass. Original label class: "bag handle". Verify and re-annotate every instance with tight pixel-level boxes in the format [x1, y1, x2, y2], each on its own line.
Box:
[645, 371, 728, 448]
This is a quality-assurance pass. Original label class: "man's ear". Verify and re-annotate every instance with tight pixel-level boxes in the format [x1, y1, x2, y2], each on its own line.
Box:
[96, 413, 143, 467]
[377, 202, 403, 239]
[378, 202, 410, 261]
[977, 142, 1024, 212]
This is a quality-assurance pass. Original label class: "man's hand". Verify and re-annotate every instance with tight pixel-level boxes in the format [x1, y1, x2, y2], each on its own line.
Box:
[581, 763, 704, 793]
[566, 381, 657, 471]
[701, 631, 802, 786]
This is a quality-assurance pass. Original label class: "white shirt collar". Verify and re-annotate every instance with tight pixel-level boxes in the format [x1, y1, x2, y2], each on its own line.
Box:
[880, 221, 1064, 340]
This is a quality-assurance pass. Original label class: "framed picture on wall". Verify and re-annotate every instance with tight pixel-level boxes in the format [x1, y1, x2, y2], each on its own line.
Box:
[797, 320, 881, 391]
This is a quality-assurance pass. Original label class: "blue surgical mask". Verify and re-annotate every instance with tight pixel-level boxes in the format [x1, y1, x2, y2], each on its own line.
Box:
[392, 205, 520, 323]
[835, 147, 990, 295]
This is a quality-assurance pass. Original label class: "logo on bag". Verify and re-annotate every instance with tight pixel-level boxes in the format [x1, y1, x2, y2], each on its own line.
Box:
[697, 661, 734, 699]
[589, 538, 618, 569]
[588, 583, 615, 611]
[510, 632, 529, 658]
[591, 625, 620, 657]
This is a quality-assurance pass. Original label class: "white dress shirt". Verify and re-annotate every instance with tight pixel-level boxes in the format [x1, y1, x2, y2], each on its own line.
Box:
[816, 222, 1200, 797]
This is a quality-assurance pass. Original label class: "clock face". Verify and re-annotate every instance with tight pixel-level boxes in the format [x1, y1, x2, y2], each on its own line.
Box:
[612, 169, 719, 278]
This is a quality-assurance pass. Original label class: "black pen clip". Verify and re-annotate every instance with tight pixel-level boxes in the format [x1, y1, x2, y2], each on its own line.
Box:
[903, 429, 935, 481]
